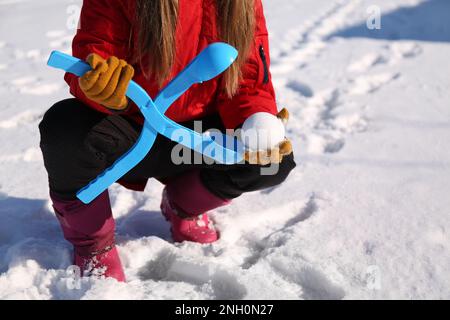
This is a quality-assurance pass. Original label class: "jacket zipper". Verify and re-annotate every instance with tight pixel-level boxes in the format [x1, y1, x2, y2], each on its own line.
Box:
[259, 45, 269, 84]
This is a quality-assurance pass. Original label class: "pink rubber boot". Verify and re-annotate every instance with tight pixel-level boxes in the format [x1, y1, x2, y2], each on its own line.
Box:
[161, 170, 231, 244]
[74, 246, 125, 281]
[51, 191, 126, 282]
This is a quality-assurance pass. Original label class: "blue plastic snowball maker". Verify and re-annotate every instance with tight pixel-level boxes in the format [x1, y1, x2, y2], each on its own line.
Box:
[47, 43, 245, 204]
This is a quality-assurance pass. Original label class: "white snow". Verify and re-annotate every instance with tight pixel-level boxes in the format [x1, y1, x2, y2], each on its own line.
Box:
[0, 0, 449, 299]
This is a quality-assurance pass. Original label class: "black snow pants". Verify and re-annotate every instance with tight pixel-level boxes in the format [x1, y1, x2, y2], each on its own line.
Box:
[39, 99, 296, 200]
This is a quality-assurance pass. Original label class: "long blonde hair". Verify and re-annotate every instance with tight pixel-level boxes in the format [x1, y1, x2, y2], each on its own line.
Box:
[135, 0, 256, 97]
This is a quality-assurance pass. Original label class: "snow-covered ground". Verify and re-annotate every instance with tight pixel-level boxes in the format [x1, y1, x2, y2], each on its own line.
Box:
[0, 0, 449, 299]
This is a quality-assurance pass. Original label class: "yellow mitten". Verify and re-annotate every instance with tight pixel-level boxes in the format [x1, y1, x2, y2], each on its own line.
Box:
[79, 53, 135, 111]
[243, 108, 293, 165]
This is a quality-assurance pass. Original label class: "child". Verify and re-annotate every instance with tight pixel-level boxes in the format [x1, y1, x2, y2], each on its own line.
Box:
[39, 0, 296, 282]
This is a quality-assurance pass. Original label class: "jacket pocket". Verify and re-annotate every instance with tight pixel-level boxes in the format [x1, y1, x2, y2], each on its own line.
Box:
[259, 44, 270, 84]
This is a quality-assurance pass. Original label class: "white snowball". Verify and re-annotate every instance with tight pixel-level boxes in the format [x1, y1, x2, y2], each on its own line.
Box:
[240, 112, 285, 151]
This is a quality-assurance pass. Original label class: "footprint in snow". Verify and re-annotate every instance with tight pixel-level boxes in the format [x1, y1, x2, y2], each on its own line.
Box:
[298, 266, 346, 300]
[45, 30, 67, 38]
[389, 42, 423, 61]
[22, 84, 62, 96]
[46, 30, 73, 49]
[139, 249, 247, 299]
[307, 133, 345, 154]
[23, 147, 42, 162]
[336, 113, 368, 131]
[284, 193, 319, 226]
[0, 147, 42, 163]
[0, 110, 43, 129]
[269, 257, 346, 300]
[363, 241, 377, 256]
[11, 76, 38, 86]
[323, 136, 345, 153]
[11, 48, 43, 62]
[347, 72, 400, 96]
[241, 194, 325, 269]
[286, 80, 315, 98]
[347, 42, 422, 74]
[347, 53, 388, 73]
[298, 89, 351, 155]
[10, 76, 62, 96]
[49, 35, 74, 49]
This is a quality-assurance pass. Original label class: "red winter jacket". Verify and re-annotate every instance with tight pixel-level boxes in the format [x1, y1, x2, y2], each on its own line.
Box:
[65, 0, 278, 130]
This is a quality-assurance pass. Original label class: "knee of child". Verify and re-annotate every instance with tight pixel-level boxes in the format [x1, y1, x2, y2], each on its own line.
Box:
[256, 153, 297, 188]
[39, 99, 78, 147]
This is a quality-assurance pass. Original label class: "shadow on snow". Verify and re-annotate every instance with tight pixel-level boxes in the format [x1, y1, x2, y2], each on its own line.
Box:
[329, 0, 450, 43]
